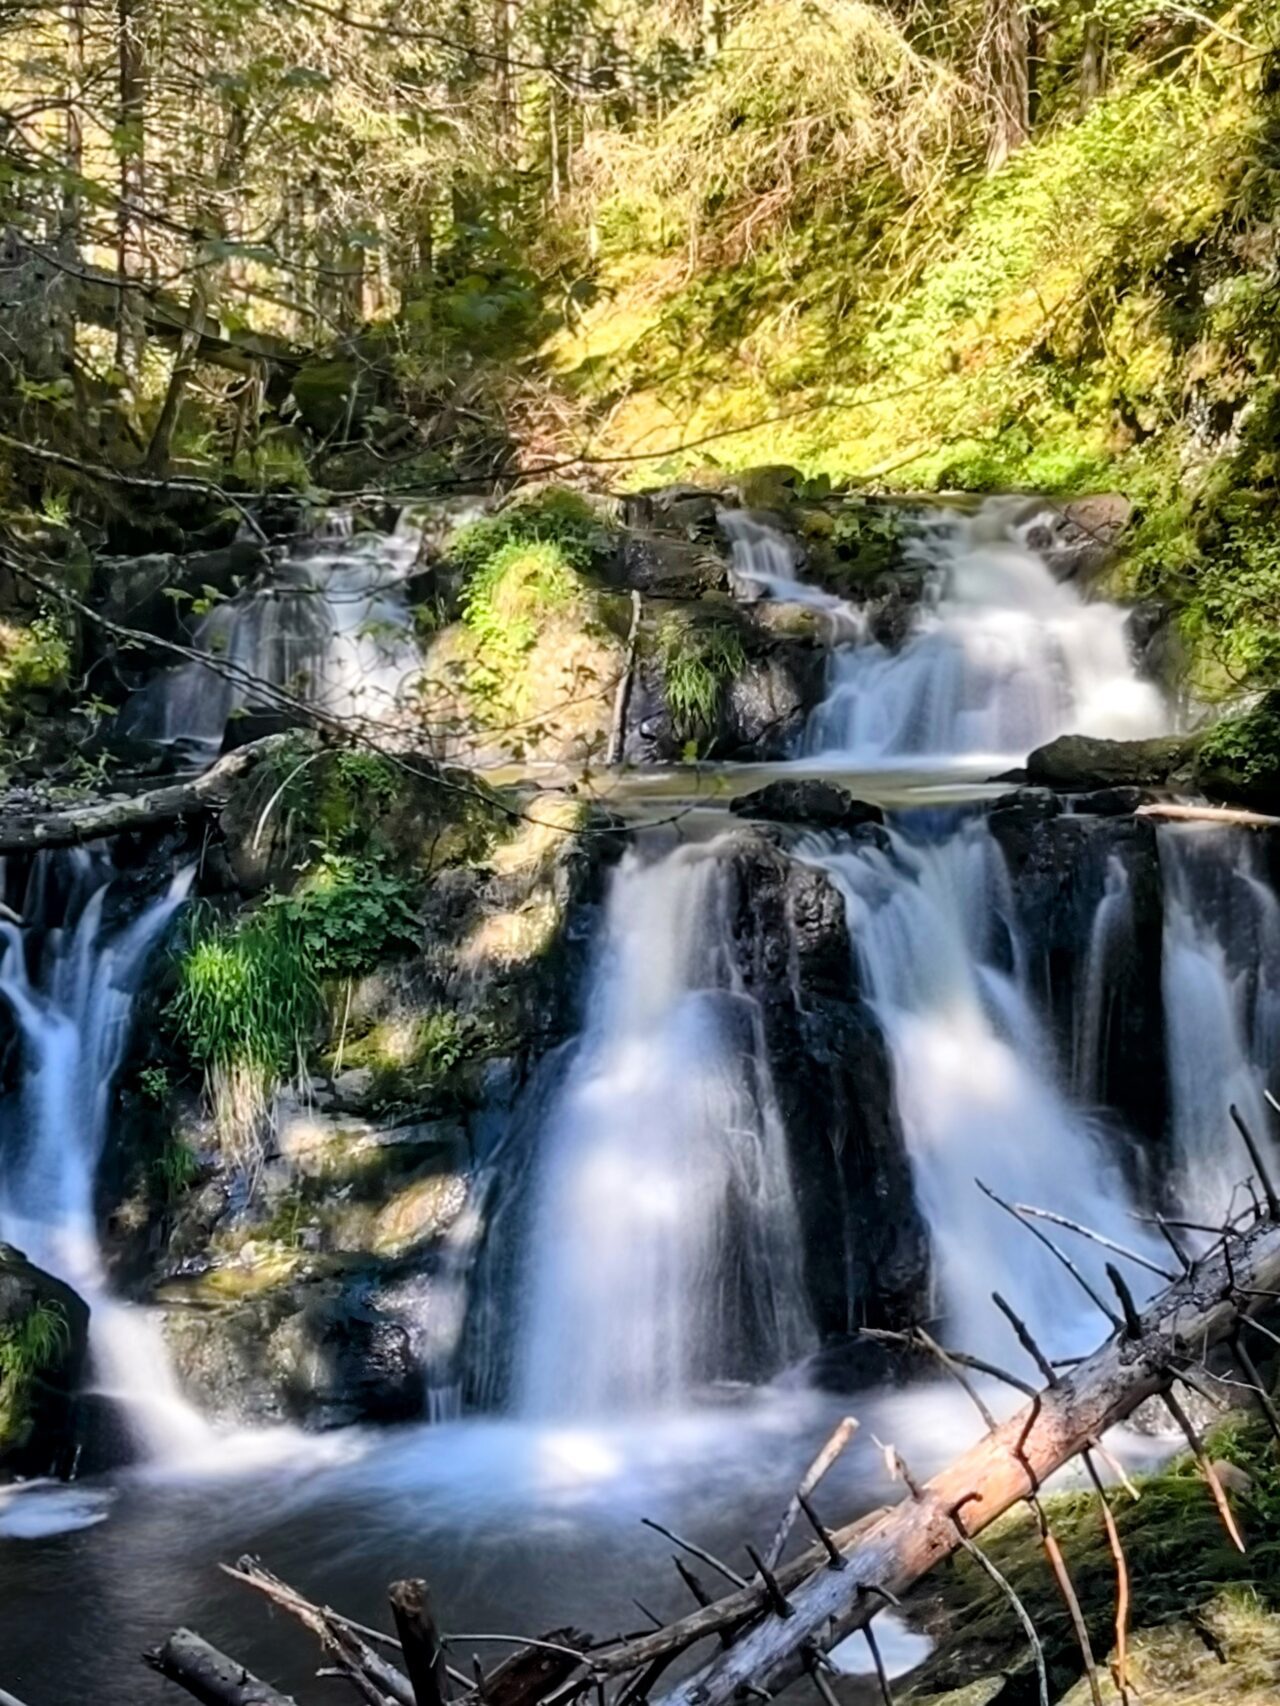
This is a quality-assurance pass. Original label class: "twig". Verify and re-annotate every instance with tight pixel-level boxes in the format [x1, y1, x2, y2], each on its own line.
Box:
[1010, 1204, 1176, 1282]
[764, 1417, 859, 1570]
[1229, 1104, 1280, 1219]
[1162, 1389, 1246, 1553]
[1082, 1453, 1131, 1705]
[978, 1181, 1123, 1330]
[640, 1520, 748, 1591]
[948, 1500, 1049, 1706]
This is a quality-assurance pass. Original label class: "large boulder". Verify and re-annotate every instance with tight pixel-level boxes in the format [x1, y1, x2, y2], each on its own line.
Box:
[1019, 493, 1133, 585]
[617, 533, 728, 597]
[0, 1248, 89, 1477]
[1025, 733, 1196, 791]
[165, 1270, 425, 1429]
[988, 793, 1167, 1149]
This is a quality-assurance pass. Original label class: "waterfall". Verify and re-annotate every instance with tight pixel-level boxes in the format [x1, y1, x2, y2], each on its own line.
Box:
[0, 853, 210, 1459]
[515, 841, 814, 1418]
[125, 514, 424, 761]
[724, 498, 1165, 764]
[809, 820, 1160, 1367]
[1159, 825, 1280, 1222]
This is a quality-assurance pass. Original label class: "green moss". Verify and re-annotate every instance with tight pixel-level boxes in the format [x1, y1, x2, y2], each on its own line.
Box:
[447, 486, 610, 581]
[0, 610, 71, 727]
[657, 613, 746, 751]
[333, 1009, 484, 1111]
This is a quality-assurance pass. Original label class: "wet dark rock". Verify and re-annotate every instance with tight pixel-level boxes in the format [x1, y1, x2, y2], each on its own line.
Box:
[1026, 732, 1196, 791]
[730, 781, 883, 833]
[0, 1246, 89, 1478]
[1069, 786, 1151, 816]
[617, 533, 727, 596]
[1020, 493, 1133, 585]
[165, 1273, 425, 1429]
[990, 802, 1167, 1149]
[718, 832, 930, 1339]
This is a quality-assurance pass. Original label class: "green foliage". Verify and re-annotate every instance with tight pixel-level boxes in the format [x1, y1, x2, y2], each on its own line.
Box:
[171, 903, 321, 1077]
[267, 852, 419, 979]
[461, 539, 578, 670]
[657, 613, 746, 748]
[172, 856, 419, 1076]
[0, 611, 71, 726]
[138, 1064, 172, 1104]
[1196, 696, 1280, 798]
[447, 487, 608, 582]
[0, 1301, 69, 1442]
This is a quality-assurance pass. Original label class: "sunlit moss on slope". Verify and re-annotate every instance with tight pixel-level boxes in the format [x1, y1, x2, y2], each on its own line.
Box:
[555, 14, 1272, 496]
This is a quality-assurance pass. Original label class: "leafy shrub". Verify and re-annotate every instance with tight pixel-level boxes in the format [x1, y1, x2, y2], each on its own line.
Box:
[267, 852, 419, 979]
[1195, 695, 1280, 799]
[0, 611, 71, 725]
[658, 614, 746, 749]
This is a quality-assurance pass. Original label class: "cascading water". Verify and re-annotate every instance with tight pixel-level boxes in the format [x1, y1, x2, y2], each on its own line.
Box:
[125, 513, 424, 761]
[735, 498, 1168, 765]
[809, 821, 1160, 1366]
[1159, 825, 1280, 1222]
[720, 508, 862, 627]
[515, 840, 814, 1418]
[0, 853, 209, 1459]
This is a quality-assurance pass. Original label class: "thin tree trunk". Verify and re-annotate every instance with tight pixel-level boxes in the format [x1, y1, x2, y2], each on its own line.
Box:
[983, 0, 1031, 171]
[1081, 13, 1109, 107]
[115, 0, 147, 376]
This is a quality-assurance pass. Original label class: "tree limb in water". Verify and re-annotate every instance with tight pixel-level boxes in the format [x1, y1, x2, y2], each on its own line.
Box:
[144, 1628, 299, 1706]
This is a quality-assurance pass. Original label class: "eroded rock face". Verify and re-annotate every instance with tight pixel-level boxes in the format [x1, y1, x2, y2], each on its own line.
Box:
[0, 1247, 89, 1477]
[989, 791, 1168, 1149]
[716, 831, 930, 1339]
[1019, 493, 1133, 585]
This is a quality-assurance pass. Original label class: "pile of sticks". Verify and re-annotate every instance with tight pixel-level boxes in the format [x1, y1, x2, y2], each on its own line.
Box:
[13, 1106, 1280, 1706]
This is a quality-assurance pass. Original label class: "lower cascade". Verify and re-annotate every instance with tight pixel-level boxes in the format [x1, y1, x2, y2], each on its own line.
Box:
[514, 841, 814, 1417]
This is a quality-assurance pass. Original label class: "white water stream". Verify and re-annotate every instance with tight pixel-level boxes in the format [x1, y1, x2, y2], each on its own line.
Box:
[127, 512, 424, 760]
[0, 855, 210, 1459]
[516, 842, 814, 1417]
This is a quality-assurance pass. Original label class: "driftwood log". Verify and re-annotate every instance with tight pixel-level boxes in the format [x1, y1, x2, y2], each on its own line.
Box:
[145, 1629, 299, 1706]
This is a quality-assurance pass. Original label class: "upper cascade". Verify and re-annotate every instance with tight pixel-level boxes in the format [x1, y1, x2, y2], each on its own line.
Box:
[728, 498, 1167, 768]
[123, 512, 424, 762]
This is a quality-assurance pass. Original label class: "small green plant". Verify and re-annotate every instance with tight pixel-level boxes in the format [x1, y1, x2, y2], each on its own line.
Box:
[267, 852, 419, 979]
[461, 539, 578, 674]
[153, 1138, 200, 1201]
[0, 1300, 70, 1442]
[657, 614, 746, 749]
[138, 1064, 172, 1104]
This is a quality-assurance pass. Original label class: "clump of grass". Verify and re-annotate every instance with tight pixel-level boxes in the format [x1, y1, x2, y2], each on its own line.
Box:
[462, 539, 579, 669]
[447, 486, 607, 581]
[0, 1300, 69, 1445]
[657, 614, 746, 751]
[170, 857, 419, 1169]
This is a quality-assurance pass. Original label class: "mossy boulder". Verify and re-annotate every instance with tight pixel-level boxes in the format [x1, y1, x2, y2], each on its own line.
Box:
[729, 465, 805, 510]
[0, 1246, 89, 1476]
[1025, 733, 1197, 791]
[290, 357, 369, 437]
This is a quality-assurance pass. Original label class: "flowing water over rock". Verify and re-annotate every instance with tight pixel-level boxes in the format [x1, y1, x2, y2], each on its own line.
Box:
[124, 513, 424, 761]
[0, 854, 207, 1460]
[516, 842, 814, 1417]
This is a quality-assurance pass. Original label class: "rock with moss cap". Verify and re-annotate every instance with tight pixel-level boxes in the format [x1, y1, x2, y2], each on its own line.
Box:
[1025, 733, 1197, 791]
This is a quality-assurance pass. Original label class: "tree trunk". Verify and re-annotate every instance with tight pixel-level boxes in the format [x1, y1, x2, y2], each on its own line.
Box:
[143, 267, 209, 473]
[1081, 13, 1110, 108]
[115, 0, 147, 376]
[983, 0, 1031, 171]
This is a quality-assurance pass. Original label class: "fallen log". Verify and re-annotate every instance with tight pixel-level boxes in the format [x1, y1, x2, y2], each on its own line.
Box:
[145, 1629, 299, 1706]
[652, 1213, 1280, 1706]
[0, 732, 301, 853]
[1137, 801, 1280, 829]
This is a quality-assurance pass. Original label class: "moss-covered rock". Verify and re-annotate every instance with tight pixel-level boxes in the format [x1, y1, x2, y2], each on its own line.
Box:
[1025, 733, 1198, 791]
[0, 1247, 88, 1476]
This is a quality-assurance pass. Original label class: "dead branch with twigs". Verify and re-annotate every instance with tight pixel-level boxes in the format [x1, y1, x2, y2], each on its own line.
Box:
[55, 1107, 1280, 1706]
